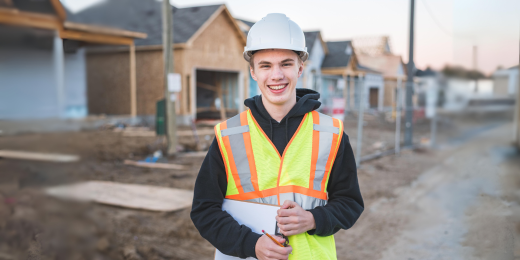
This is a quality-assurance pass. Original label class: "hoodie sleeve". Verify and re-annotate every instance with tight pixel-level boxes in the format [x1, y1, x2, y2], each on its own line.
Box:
[308, 133, 364, 236]
[190, 138, 261, 258]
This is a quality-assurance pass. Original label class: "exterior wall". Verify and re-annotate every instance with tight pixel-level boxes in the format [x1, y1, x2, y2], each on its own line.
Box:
[87, 49, 167, 116]
[299, 36, 326, 90]
[0, 45, 87, 119]
[493, 75, 510, 96]
[361, 73, 384, 110]
[383, 79, 398, 108]
[493, 68, 518, 96]
[185, 11, 248, 117]
[87, 51, 131, 115]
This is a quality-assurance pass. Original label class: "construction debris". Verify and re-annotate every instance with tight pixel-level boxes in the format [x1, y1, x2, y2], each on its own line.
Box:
[124, 159, 187, 170]
[0, 150, 79, 162]
[45, 181, 194, 212]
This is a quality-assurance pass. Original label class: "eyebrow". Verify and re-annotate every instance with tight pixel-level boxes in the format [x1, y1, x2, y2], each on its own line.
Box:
[257, 58, 295, 65]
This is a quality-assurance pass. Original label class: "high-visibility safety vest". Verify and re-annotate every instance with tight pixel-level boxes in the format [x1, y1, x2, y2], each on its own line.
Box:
[215, 109, 344, 260]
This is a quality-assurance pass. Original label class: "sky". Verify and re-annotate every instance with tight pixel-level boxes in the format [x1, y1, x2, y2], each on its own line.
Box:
[62, 0, 520, 74]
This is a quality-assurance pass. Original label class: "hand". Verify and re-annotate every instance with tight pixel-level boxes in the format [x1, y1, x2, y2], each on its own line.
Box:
[276, 200, 316, 236]
[255, 234, 292, 260]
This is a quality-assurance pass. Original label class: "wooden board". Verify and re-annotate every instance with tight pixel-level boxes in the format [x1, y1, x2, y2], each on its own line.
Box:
[121, 129, 214, 137]
[124, 159, 187, 170]
[45, 181, 193, 212]
[0, 150, 79, 162]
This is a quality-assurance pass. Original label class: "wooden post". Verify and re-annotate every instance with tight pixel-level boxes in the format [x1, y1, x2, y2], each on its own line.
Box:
[217, 76, 226, 121]
[53, 30, 65, 118]
[162, 0, 177, 155]
[129, 43, 137, 117]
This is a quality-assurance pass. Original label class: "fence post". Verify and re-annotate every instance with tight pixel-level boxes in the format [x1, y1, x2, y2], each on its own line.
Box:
[395, 78, 402, 154]
[356, 75, 365, 168]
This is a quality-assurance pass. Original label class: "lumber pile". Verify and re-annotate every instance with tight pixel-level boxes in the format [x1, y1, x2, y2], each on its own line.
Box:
[45, 181, 193, 212]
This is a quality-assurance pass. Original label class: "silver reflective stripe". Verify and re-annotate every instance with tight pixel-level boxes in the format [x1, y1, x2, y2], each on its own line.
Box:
[221, 125, 250, 137]
[279, 193, 327, 210]
[247, 195, 278, 206]
[313, 124, 339, 135]
[226, 114, 255, 193]
[313, 113, 335, 191]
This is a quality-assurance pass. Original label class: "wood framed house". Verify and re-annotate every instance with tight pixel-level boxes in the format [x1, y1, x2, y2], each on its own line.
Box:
[0, 0, 145, 119]
[321, 41, 384, 114]
[356, 53, 407, 110]
[71, 1, 249, 124]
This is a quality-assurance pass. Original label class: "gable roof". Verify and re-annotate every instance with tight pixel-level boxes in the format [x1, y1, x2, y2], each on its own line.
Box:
[322, 41, 353, 68]
[356, 54, 405, 78]
[304, 31, 319, 56]
[69, 0, 227, 46]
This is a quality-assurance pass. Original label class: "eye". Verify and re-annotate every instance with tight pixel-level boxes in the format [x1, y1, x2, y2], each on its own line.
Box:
[283, 63, 292, 67]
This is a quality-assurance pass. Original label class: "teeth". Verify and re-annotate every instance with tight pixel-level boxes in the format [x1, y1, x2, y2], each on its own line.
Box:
[269, 84, 286, 90]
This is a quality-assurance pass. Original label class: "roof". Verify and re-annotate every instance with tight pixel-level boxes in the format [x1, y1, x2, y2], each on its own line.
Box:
[10, 0, 56, 15]
[69, 0, 223, 46]
[415, 67, 437, 77]
[304, 31, 319, 56]
[357, 64, 381, 74]
[321, 41, 352, 68]
[237, 18, 255, 28]
[356, 54, 405, 78]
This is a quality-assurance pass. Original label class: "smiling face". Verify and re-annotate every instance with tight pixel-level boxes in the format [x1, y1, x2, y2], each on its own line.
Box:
[250, 49, 304, 109]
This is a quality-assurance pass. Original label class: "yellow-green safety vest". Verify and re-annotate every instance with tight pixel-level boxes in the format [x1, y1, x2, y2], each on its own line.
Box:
[215, 109, 343, 260]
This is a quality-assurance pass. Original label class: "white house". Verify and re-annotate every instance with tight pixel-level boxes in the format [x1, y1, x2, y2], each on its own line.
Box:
[493, 65, 519, 96]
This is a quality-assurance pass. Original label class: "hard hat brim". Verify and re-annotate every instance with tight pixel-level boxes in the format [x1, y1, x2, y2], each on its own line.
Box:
[243, 49, 309, 63]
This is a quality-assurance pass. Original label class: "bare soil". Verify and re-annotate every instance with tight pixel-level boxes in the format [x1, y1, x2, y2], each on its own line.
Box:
[0, 111, 505, 259]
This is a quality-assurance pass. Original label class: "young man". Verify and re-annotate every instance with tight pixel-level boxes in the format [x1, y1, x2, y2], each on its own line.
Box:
[191, 13, 363, 260]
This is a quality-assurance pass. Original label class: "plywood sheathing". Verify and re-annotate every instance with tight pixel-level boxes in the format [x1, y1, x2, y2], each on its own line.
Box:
[45, 181, 194, 212]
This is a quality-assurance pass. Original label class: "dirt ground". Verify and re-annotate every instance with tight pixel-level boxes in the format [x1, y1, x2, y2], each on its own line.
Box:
[0, 110, 513, 259]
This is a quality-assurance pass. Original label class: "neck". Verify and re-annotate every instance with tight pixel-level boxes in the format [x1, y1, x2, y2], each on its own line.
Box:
[261, 95, 297, 122]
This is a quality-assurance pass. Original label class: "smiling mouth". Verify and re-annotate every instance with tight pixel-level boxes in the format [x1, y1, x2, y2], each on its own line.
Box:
[267, 84, 288, 90]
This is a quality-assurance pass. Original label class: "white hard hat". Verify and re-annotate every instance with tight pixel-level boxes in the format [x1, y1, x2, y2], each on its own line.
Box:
[243, 13, 308, 62]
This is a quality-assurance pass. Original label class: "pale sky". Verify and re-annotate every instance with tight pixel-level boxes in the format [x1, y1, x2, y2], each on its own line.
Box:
[62, 0, 520, 74]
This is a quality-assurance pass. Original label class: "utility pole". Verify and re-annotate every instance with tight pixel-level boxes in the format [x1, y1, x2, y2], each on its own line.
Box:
[162, 0, 177, 155]
[473, 45, 479, 93]
[404, 0, 415, 147]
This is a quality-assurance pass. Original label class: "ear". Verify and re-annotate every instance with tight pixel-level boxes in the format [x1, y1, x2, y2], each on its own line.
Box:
[250, 66, 257, 81]
[297, 61, 304, 78]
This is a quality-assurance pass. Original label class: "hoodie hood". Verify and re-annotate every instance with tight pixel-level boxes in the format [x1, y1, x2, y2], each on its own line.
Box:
[243, 88, 322, 154]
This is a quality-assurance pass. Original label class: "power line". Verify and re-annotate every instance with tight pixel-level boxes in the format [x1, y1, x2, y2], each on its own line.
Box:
[420, 0, 453, 37]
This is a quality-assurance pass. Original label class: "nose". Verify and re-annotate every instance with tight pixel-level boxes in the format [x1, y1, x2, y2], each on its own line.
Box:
[270, 65, 284, 81]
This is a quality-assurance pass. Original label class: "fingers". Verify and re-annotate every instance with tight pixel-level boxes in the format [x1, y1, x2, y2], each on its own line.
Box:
[276, 215, 298, 224]
[264, 243, 291, 259]
[277, 223, 299, 236]
[269, 245, 292, 259]
[273, 235, 286, 244]
[277, 208, 299, 217]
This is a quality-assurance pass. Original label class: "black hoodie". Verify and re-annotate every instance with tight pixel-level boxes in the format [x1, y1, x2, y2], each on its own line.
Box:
[190, 89, 364, 258]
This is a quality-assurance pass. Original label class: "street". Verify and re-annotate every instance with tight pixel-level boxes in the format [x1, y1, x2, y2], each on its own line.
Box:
[336, 123, 520, 260]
